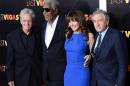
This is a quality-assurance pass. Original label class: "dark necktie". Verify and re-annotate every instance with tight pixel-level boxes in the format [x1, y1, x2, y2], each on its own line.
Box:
[94, 33, 102, 53]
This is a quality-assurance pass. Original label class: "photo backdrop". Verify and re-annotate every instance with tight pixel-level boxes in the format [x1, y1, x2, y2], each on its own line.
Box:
[0, 0, 129, 86]
[107, 0, 130, 85]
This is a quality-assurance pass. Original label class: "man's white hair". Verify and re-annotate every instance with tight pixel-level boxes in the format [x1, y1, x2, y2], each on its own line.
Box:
[20, 8, 35, 20]
[44, 0, 59, 9]
[92, 9, 110, 22]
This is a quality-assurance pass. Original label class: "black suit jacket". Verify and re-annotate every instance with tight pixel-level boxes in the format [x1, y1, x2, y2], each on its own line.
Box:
[91, 27, 128, 86]
[42, 16, 67, 81]
[6, 28, 42, 86]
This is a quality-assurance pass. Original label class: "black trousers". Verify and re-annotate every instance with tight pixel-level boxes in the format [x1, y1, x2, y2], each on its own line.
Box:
[44, 72, 64, 86]
[29, 68, 42, 86]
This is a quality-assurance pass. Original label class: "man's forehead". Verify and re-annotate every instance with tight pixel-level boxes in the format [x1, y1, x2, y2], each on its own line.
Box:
[44, 3, 51, 8]
[44, 0, 52, 7]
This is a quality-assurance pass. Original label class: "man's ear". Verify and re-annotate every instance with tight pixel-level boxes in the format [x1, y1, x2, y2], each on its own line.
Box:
[19, 20, 22, 24]
[53, 8, 58, 14]
[107, 21, 109, 26]
[20, 20, 22, 25]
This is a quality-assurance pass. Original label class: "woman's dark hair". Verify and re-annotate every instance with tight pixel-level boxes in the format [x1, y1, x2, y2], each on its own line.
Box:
[66, 10, 90, 40]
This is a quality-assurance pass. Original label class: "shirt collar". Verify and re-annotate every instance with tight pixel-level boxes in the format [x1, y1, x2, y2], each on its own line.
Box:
[20, 28, 33, 36]
[47, 15, 59, 28]
[99, 27, 109, 40]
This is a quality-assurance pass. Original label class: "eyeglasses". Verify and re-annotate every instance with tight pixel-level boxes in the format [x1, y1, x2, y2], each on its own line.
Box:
[42, 8, 51, 12]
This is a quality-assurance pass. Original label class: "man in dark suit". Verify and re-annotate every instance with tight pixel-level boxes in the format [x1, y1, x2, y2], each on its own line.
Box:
[6, 8, 42, 86]
[91, 9, 128, 86]
[41, 0, 67, 86]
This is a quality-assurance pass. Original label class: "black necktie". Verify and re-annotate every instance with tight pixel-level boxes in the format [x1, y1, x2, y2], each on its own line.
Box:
[94, 33, 102, 53]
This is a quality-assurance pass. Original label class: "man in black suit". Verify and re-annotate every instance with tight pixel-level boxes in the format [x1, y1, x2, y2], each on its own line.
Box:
[41, 0, 67, 86]
[6, 8, 42, 86]
[91, 9, 128, 86]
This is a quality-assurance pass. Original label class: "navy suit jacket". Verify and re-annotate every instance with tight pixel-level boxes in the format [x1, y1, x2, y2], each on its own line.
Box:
[6, 28, 42, 86]
[91, 27, 128, 86]
[42, 15, 67, 81]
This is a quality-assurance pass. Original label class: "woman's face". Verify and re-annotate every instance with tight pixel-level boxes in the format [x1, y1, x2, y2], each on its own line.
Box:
[69, 20, 81, 32]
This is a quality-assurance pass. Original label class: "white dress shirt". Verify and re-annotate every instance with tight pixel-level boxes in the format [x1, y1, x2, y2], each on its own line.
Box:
[45, 16, 59, 48]
[94, 27, 109, 50]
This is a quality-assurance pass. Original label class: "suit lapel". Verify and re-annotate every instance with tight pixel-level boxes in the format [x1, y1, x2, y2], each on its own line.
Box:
[28, 31, 35, 56]
[42, 22, 47, 41]
[92, 34, 98, 54]
[42, 22, 47, 49]
[17, 28, 27, 52]
[92, 28, 112, 58]
[48, 16, 62, 48]
[98, 28, 111, 55]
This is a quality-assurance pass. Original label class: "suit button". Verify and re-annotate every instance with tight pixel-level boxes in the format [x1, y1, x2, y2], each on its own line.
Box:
[46, 50, 48, 53]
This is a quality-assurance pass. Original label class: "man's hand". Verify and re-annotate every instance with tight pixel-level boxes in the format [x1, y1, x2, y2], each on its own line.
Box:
[8, 81, 15, 86]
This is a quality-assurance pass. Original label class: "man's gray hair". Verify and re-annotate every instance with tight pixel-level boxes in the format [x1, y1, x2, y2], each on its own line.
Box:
[20, 8, 35, 20]
[92, 9, 110, 22]
[44, 0, 59, 9]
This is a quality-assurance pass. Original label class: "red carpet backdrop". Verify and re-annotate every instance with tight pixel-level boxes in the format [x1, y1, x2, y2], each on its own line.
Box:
[0, 0, 129, 86]
[107, 1, 130, 85]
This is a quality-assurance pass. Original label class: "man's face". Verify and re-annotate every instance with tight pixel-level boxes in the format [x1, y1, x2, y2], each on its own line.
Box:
[42, 5, 57, 22]
[92, 14, 108, 33]
[20, 13, 32, 31]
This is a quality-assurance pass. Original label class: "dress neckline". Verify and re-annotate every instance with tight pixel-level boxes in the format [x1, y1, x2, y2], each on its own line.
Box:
[73, 32, 83, 35]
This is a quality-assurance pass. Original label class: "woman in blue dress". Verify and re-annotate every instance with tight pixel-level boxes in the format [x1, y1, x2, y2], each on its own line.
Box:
[64, 10, 94, 86]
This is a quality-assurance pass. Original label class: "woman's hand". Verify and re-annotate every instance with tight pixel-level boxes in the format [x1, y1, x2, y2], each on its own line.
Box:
[84, 55, 91, 67]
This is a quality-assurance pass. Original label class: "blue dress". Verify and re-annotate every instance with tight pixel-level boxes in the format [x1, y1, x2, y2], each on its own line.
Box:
[64, 33, 90, 86]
